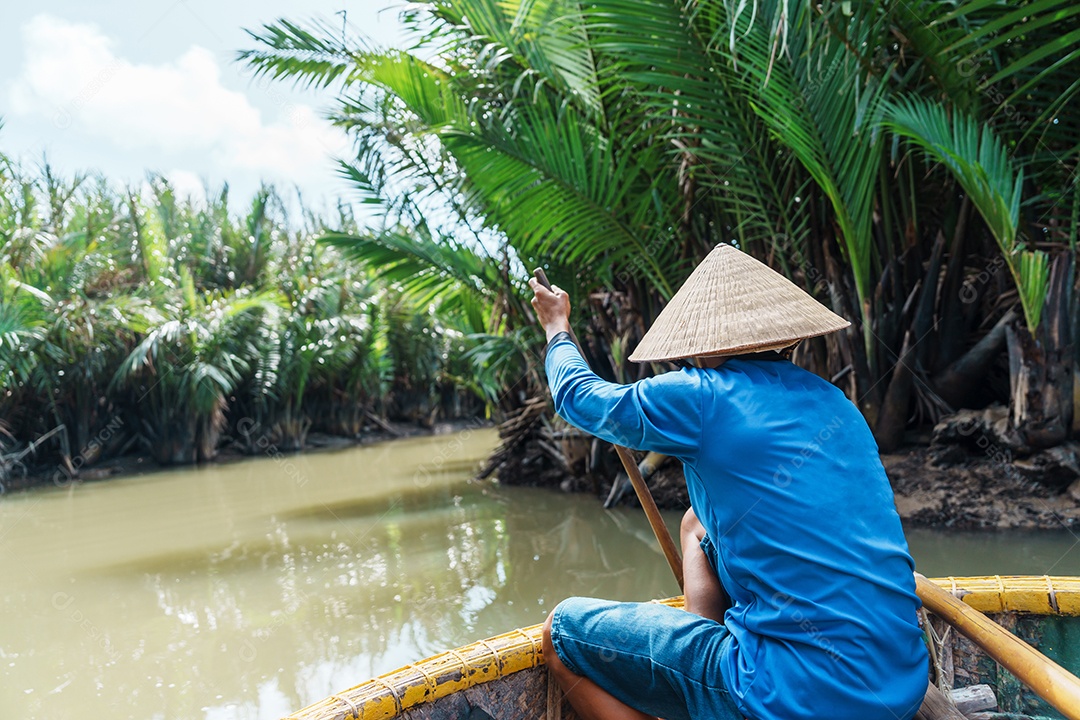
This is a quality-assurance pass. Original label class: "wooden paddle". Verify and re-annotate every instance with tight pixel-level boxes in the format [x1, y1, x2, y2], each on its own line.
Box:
[532, 268, 684, 589]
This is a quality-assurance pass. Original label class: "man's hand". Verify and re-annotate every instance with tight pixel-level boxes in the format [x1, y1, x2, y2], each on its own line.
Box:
[528, 277, 572, 342]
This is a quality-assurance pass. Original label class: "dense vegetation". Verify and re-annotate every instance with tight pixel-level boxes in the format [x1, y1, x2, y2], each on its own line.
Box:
[0, 157, 484, 483]
[3, 0, 1078, 493]
[241, 0, 1078, 482]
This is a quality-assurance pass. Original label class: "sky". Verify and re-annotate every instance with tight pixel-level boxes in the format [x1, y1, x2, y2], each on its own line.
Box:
[0, 0, 411, 216]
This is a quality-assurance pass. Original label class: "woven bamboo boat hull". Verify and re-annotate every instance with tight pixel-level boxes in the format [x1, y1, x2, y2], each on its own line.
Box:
[284, 577, 1080, 720]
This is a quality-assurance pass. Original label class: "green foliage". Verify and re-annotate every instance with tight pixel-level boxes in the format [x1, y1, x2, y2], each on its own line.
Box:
[0, 160, 481, 470]
[883, 96, 1050, 332]
[885, 97, 1023, 250]
[1016, 250, 1052, 334]
[111, 277, 281, 463]
[243, 0, 1079, 441]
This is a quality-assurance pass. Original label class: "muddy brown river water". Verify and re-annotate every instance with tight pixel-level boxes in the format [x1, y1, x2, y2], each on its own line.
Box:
[1, 428, 1078, 719]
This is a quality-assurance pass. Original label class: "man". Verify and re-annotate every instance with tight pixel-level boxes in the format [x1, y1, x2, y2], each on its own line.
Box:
[529, 244, 928, 720]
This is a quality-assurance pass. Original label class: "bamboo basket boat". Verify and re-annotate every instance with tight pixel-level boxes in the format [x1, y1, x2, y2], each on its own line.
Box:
[284, 576, 1080, 720]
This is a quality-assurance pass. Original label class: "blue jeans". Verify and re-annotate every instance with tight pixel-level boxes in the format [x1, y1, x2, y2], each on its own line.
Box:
[549, 535, 745, 720]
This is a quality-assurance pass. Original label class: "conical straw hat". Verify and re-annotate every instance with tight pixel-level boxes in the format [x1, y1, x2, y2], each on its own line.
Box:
[629, 244, 850, 363]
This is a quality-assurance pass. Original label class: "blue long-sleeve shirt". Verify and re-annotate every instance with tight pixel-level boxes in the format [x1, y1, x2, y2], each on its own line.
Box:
[545, 337, 927, 720]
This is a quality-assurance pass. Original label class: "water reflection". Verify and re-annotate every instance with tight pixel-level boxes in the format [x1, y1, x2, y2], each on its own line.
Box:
[0, 432, 682, 719]
[0, 430, 1077, 719]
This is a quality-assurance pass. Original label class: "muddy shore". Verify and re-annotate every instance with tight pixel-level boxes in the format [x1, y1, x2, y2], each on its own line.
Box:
[885, 444, 1080, 530]
[586, 443, 1080, 531]
[1, 419, 488, 495]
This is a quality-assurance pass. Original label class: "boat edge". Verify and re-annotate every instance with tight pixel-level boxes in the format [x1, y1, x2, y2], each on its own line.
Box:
[283, 576, 1080, 720]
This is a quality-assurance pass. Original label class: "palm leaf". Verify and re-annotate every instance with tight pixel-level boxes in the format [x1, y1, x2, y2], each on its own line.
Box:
[883, 96, 1050, 331]
[238, 18, 370, 90]
[582, 0, 804, 254]
[321, 225, 496, 314]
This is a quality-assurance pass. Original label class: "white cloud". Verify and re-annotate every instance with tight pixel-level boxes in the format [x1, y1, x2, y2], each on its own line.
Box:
[163, 169, 209, 204]
[9, 14, 350, 196]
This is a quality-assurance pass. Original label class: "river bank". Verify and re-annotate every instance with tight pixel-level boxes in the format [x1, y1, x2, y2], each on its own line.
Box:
[585, 442, 1080, 531]
[886, 444, 1080, 530]
[473, 397, 1080, 532]
[491, 407, 1080, 530]
[8, 413, 1080, 532]
[1, 418, 491, 495]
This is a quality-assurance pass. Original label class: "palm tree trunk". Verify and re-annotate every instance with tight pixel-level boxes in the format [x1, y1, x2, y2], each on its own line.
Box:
[876, 231, 949, 451]
[1006, 252, 1074, 448]
[1071, 257, 1079, 439]
[823, 240, 880, 421]
[932, 309, 1016, 409]
[935, 196, 972, 370]
[197, 404, 226, 462]
[875, 330, 916, 452]
[155, 416, 198, 465]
